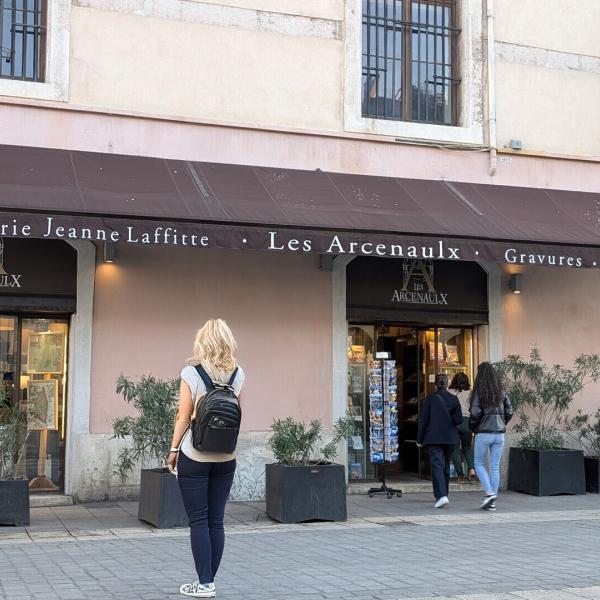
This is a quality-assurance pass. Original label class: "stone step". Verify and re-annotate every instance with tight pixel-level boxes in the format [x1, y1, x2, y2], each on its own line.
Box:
[30, 494, 74, 508]
[347, 480, 482, 495]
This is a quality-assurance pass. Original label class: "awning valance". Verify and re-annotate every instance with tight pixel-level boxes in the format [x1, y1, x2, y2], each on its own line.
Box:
[1, 145, 599, 267]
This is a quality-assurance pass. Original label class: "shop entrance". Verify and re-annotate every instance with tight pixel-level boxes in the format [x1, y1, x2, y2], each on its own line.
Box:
[0, 238, 77, 493]
[347, 324, 475, 481]
[345, 256, 488, 483]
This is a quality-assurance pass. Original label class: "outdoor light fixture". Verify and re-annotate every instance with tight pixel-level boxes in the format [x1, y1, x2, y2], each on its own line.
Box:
[104, 242, 117, 263]
[509, 273, 523, 294]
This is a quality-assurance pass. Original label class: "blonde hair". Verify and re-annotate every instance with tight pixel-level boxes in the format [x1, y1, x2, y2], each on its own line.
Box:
[189, 319, 238, 379]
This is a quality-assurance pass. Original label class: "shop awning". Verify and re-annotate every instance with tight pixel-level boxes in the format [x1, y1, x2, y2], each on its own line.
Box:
[1, 144, 600, 267]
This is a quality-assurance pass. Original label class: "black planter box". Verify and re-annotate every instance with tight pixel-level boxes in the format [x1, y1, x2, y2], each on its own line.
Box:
[137, 468, 189, 529]
[508, 447, 586, 496]
[265, 463, 346, 524]
[584, 457, 600, 494]
[0, 479, 30, 526]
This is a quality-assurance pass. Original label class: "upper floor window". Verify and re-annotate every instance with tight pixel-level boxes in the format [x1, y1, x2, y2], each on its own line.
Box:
[1, 0, 46, 82]
[362, 0, 459, 126]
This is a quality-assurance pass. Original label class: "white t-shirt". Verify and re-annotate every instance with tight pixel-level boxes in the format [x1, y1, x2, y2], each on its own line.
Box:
[449, 388, 471, 417]
[180, 364, 245, 463]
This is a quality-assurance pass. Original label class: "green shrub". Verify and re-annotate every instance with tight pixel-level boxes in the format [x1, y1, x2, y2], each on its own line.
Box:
[112, 375, 180, 482]
[268, 414, 361, 466]
[495, 348, 600, 450]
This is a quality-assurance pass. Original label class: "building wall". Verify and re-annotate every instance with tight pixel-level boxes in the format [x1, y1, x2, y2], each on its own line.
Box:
[494, 0, 600, 157]
[501, 264, 600, 413]
[71, 244, 333, 500]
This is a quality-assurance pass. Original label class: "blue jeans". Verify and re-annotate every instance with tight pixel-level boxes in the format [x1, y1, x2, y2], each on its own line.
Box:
[177, 452, 236, 584]
[474, 433, 505, 495]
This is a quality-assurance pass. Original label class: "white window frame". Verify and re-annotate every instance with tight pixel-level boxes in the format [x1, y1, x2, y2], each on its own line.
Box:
[344, 0, 484, 145]
[0, 0, 70, 102]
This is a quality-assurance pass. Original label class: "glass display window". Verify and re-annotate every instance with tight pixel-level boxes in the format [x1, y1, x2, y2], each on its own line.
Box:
[0, 314, 69, 492]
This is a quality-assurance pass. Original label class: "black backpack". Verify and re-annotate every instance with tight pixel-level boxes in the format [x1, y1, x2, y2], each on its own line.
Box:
[190, 364, 242, 453]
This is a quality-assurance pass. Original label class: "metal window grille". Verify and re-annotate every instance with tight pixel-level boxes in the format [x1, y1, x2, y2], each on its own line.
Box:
[362, 0, 460, 126]
[1, 0, 46, 82]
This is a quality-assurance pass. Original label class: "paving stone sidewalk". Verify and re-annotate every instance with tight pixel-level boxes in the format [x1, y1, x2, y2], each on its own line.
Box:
[1, 492, 600, 600]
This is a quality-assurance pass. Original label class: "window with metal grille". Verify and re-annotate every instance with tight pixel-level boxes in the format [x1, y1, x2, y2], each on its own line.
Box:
[1, 0, 46, 81]
[362, 0, 460, 126]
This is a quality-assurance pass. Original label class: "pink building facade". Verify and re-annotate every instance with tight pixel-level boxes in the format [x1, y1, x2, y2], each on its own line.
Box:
[1, 100, 600, 500]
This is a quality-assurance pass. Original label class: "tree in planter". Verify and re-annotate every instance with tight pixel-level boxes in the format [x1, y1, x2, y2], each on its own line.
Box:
[112, 375, 180, 482]
[495, 348, 600, 450]
[569, 409, 600, 493]
[0, 392, 30, 480]
[268, 414, 362, 465]
[0, 391, 32, 526]
[569, 409, 600, 458]
[112, 375, 187, 528]
[265, 414, 361, 524]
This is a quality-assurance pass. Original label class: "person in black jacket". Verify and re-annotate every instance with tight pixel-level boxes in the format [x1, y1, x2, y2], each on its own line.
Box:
[417, 373, 463, 508]
[469, 362, 513, 511]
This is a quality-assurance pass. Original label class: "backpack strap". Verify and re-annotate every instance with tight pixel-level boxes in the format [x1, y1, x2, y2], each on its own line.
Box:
[227, 367, 239, 387]
[194, 364, 214, 391]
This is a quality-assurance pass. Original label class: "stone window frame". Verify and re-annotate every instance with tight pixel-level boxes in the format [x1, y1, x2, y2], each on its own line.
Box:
[0, 0, 69, 101]
[344, 0, 484, 146]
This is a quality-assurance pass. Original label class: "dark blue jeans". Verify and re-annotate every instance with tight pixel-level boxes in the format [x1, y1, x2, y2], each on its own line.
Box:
[177, 451, 236, 584]
[427, 444, 454, 501]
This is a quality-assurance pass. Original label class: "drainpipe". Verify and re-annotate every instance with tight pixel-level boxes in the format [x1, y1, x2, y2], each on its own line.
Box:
[487, 0, 497, 176]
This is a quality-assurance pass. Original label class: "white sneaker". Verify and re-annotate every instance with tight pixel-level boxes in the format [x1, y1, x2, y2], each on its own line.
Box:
[180, 581, 216, 598]
[480, 493, 497, 510]
[434, 496, 449, 509]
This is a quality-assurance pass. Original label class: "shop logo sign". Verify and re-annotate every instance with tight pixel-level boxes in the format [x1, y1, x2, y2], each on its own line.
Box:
[391, 259, 448, 305]
[0, 238, 22, 288]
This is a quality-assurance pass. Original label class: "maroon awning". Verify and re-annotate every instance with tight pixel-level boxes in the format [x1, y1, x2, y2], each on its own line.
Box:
[1, 144, 599, 267]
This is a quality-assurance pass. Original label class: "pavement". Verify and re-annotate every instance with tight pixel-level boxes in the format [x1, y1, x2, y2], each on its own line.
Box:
[1, 491, 600, 600]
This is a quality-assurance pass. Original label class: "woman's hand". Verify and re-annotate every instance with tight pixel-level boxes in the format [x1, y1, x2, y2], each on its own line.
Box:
[167, 451, 177, 474]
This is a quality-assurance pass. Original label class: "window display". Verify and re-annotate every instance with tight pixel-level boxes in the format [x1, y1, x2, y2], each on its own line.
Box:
[0, 315, 69, 492]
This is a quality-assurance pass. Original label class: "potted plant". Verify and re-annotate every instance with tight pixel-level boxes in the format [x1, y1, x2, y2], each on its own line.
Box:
[265, 414, 359, 524]
[569, 409, 600, 493]
[0, 392, 31, 526]
[112, 375, 188, 528]
[495, 348, 600, 496]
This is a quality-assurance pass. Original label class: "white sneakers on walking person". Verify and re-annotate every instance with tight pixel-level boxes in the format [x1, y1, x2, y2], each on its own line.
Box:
[180, 581, 216, 598]
[480, 493, 497, 510]
[434, 496, 449, 508]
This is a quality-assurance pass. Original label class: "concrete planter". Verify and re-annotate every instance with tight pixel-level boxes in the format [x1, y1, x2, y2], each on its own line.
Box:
[0, 479, 30, 526]
[265, 462, 346, 524]
[507, 447, 586, 496]
[584, 457, 600, 494]
[137, 468, 189, 528]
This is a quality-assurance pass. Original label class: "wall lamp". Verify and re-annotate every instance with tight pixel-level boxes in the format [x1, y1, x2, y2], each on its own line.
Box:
[509, 273, 523, 294]
[104, 241, 117, 263]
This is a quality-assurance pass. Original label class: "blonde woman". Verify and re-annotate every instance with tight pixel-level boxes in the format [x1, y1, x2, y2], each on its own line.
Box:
[168, 319, 245, 598]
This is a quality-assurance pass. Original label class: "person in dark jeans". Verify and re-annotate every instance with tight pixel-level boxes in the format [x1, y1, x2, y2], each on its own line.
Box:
[417, 374, 463, 508]
[177, 453, 236, 586]
[449, 373, 476, 482]
[167, 319, 245, 598]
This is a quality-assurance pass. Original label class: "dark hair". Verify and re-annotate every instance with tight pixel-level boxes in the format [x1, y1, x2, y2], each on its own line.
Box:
[435, 373, 448, 389]
[449, 372, 471, 392]
[471, 362, 503, 409]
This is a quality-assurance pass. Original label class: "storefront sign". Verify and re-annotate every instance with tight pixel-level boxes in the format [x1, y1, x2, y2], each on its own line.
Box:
[347, 257, 488, 324]
[391, 260, 449, 306]
[0, 238, 23, 288]
[0, 237, 76, 298]
[0, 212, 598, 269]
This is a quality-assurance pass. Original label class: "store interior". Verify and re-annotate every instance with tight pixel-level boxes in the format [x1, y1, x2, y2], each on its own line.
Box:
[347, 323, 474, 483]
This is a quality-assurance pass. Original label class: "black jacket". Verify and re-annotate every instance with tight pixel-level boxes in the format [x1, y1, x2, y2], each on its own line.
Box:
[417, 388, 462, 446]
[469, 393, 513, 433]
